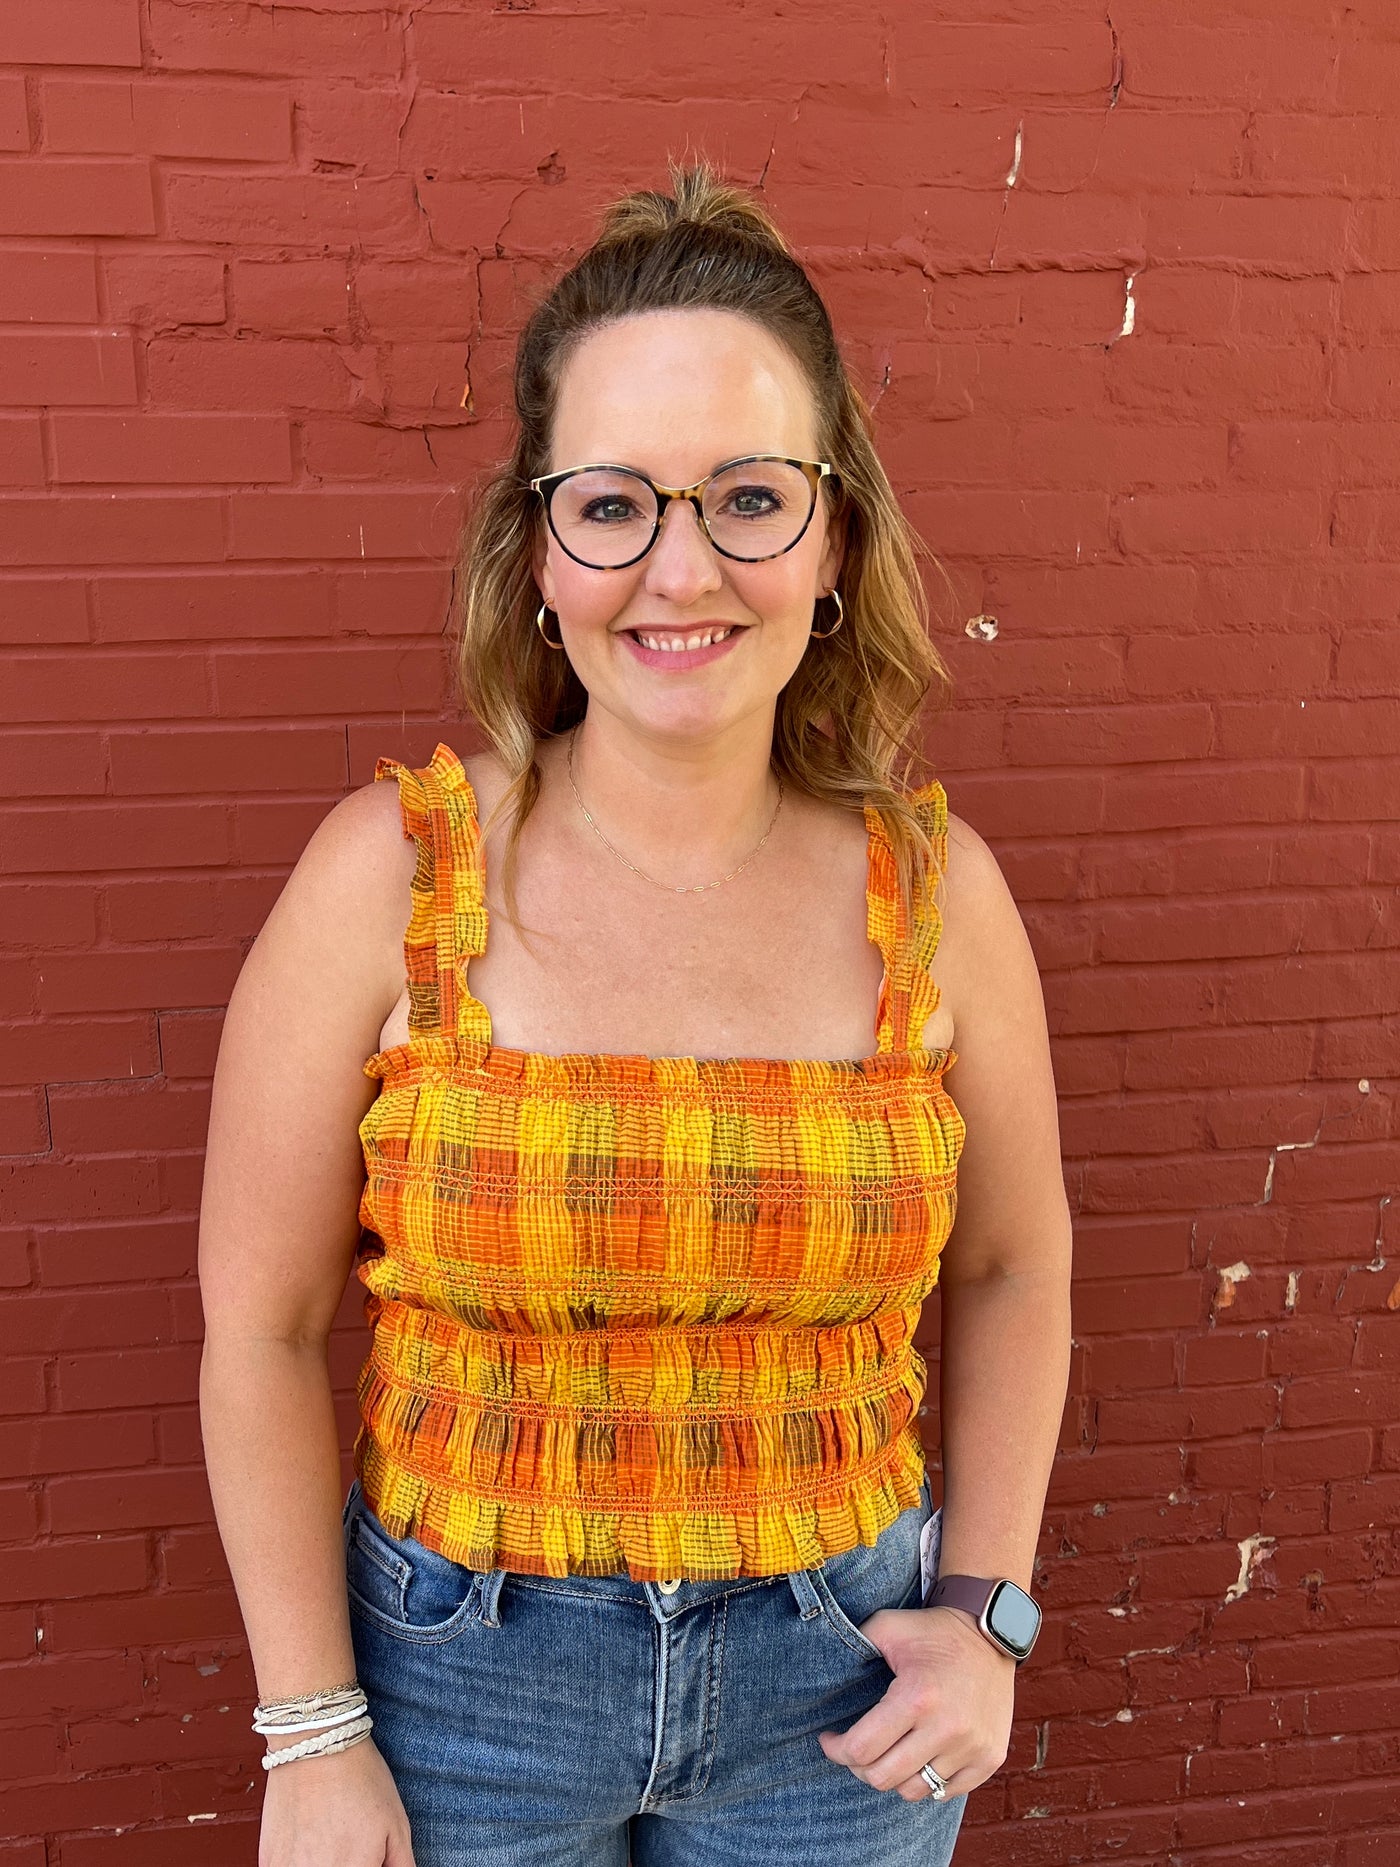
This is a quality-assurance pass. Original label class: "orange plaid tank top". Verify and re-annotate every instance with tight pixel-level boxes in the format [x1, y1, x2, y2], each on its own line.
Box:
[350, 742, 965, 1581]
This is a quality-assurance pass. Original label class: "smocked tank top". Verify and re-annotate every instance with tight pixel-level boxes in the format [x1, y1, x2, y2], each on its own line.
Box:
[350, 742, 966, 1582]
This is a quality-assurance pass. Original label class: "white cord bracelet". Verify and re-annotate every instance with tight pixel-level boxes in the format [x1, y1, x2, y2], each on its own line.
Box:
[261, 1714, 375, 1770]
[253, 1699, 370, 1736]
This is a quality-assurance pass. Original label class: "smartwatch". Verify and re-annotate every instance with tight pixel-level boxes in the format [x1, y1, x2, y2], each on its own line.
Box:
[925, 1573, 1041, 1664]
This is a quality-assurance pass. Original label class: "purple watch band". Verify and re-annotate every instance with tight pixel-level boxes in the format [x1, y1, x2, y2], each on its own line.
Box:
[926, 1574, 997, 1620]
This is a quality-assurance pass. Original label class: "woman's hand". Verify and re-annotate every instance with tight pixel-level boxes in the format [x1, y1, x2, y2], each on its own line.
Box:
[259, 1736, 415, 1866]
[816, 1604, 1016, 1802]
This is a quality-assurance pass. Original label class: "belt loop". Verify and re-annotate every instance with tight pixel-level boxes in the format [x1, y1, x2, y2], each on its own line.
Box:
[477, 1566, 506, 1627]
[786, 1565, 825, 1621]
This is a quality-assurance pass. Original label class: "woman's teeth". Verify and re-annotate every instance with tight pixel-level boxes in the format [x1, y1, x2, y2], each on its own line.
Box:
[633, 627, 735, 651]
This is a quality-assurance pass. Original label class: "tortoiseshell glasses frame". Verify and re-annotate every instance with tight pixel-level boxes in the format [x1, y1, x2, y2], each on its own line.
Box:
[528, 454, 836, 570]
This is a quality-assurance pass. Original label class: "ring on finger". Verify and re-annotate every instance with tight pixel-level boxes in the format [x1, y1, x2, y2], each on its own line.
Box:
[919, 1762, 949, 1799]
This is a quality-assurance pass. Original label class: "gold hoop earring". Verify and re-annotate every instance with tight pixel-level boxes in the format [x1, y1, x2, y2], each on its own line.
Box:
[535, 602, 565, 650]
[810, 588, 844, 639]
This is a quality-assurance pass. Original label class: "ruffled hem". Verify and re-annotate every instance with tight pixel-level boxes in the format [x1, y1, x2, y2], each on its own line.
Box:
[352, 1422, 930, 1582]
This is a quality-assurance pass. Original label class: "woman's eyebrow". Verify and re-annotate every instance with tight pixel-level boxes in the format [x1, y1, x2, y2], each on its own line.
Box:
[562, 454, 776, 481]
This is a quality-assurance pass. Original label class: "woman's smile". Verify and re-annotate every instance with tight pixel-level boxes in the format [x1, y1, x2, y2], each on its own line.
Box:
[619, 621, 750, 669]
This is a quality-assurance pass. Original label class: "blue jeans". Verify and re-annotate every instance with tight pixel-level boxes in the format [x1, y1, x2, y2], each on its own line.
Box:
[342, 1473, 967, 1867]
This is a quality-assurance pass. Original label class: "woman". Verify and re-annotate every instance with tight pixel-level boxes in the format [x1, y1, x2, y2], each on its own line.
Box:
[199, 159, 1072, 1867]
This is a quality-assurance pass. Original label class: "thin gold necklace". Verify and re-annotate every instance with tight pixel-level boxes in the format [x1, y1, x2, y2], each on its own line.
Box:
[565, 723, 785, 895]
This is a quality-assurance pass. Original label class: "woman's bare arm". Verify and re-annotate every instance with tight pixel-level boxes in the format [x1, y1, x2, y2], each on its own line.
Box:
[815, 811, 1074, 1803]
[198, 774, 413, 1744]
[932, 815, 1075, 1597]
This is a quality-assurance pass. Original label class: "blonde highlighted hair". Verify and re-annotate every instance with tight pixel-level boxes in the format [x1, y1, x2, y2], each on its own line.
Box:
[453, 156, 955, 943]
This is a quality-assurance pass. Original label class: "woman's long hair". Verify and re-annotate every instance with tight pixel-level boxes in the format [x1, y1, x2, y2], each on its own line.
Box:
[454, 155, 956, 949]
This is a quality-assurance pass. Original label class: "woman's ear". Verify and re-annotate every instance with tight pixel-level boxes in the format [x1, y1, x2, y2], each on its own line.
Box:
[817, 500, 848, 596]
[530, 524, 554, 608]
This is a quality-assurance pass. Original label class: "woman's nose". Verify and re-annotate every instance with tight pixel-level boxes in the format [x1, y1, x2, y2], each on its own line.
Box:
[644, 499, 723, 595]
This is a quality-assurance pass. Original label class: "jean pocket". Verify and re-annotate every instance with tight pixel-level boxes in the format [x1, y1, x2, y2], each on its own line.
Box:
[809, 1497, 927, 1665]
[345, 1497, 484, 1644]
[810, 1560, 889, 1663]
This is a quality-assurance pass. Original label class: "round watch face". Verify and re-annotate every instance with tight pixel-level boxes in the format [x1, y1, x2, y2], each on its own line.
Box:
[986, 1580, 1040, 1660]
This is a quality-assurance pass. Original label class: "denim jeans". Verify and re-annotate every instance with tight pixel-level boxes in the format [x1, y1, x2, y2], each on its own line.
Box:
[342, 1472, 967, 1867]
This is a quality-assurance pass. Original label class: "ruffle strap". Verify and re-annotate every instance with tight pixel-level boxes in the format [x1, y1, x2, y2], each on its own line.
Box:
[374, 743, 491, 1046]
[864, 777, 950, 1053]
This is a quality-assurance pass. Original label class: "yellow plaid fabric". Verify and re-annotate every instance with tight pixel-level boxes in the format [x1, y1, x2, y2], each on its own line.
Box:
[351, 743, 965, 1580]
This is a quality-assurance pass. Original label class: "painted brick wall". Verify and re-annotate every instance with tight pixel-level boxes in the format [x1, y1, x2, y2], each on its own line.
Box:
[3, 3, 1397, 1861]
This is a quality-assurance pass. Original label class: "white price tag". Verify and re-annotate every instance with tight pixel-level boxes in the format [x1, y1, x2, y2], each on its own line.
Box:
[919, 1505, 943, 1606]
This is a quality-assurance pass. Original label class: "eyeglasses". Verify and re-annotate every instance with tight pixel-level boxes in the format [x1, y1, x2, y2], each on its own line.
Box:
[529, 454, 835, 571]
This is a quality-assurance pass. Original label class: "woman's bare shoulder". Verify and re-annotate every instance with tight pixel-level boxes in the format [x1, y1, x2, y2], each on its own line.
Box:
[333, 739, 527, 879]
[329, 740, 499, 877]
[318, 764, 417, 907]
[231, 771, 416, 1038]
[943, 807, 1009, 919]
[936, 804, 1070, 1279]
[935, 807, 1031, 1027]
[460, 746, 514, 818]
